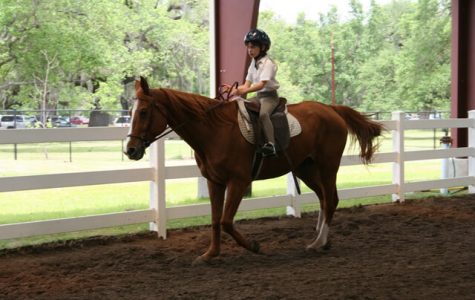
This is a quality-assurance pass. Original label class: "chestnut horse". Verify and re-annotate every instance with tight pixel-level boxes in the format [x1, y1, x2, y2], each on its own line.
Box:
[125, 77, 383, 264]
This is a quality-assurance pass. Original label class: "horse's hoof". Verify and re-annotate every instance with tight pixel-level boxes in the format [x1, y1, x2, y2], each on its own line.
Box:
[191, 255, 212, 267]
[305, 240, 331, 252]
[305, 244, 316, 252]
[322, 241, 332, 250]
[250, 240, 260, 253]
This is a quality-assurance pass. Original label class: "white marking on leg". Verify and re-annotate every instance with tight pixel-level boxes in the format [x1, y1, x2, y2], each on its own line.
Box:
[316, 209, 324, 232]
[307, 221, 329, 250]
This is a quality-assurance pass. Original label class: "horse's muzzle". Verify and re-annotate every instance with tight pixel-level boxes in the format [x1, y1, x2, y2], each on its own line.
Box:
[125, 146, 145, 160]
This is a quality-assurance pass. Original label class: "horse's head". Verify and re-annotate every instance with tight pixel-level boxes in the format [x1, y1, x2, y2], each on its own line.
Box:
[125, 77, 168, 160]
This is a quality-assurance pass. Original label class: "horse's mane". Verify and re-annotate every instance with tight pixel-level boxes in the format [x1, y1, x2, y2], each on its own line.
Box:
[159, 88, 235, 125]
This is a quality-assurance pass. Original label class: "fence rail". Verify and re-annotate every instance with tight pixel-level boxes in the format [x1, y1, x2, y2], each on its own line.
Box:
[1, 111, 475, 240]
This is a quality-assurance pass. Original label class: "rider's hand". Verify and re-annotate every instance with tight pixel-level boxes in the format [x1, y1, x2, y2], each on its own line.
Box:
[221, 84, 231, 92]
[231, 86, 245, 96]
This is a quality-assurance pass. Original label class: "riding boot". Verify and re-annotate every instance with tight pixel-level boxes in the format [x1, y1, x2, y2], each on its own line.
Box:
[261, 142, 277, 158]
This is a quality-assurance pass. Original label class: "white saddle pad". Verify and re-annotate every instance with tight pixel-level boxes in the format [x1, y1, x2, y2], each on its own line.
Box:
[234, 97, 302, 144]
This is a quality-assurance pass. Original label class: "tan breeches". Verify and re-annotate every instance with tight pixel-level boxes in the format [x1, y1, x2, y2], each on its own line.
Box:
[257, 95, 279, 144]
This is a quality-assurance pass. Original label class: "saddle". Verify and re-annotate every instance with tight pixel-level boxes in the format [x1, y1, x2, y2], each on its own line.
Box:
[235, 97, 302, 188]
[244, 98, 289, 153]
[236, 97, 301, 153]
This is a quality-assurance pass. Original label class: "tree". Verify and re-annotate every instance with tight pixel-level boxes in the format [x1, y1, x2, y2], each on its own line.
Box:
[0, 0, 209, 112]
[0, 0, 452, 114]
[259, 0, 451, 113]
[395, 0, 451, 111]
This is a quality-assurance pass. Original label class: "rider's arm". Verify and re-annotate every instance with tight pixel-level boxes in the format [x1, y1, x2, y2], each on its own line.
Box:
[234, 80, 266, 96]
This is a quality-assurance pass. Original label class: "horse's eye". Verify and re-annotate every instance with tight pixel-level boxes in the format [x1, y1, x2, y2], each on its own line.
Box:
[140, 109, 147, 117]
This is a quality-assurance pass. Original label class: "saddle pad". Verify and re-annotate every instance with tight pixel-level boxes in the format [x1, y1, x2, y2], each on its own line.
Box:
[235, 98, 302, 144]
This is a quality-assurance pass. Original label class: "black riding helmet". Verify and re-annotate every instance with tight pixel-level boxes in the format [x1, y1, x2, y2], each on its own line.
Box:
[244, 29, 271, 52]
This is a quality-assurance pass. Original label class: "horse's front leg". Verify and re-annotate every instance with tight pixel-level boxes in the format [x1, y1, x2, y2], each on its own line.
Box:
[193, 180, 225, 265]
[221, 180, 260, 253]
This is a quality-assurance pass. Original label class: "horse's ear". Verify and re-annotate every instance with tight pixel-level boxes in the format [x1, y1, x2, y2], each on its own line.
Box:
[134, 79, 141, 92]
[136, 76, 150, 96]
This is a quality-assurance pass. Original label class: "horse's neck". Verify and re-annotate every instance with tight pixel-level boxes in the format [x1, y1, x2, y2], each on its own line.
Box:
[161, 89, 230, 150]
[161, 89, 212, 124]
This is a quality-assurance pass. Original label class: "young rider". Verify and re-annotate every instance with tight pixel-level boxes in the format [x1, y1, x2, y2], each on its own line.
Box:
[231, 29, 280, 158]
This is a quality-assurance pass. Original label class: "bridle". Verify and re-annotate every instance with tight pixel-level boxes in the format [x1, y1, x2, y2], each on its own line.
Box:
[126, 83, 239, 148]
[127, 122, 186, 148]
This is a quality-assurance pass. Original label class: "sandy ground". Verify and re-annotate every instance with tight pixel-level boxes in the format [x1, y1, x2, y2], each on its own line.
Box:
[1, 194, 475, 300]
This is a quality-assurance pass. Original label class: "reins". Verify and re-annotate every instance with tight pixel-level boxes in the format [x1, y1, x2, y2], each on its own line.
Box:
[216, 81, 239, 102]
[128, 83, 239, 147]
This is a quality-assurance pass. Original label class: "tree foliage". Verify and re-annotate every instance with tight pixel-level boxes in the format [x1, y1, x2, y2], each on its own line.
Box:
[261, 0, 451, 112]
[0, 0, 451, 114]
[0, 0, 209, 113]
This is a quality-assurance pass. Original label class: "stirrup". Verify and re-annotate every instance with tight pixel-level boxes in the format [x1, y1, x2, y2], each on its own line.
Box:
[261, 142, 277, 158]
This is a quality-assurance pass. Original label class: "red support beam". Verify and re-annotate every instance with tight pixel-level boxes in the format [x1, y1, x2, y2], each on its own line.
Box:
[451, 0, 475, 147]
[212, 0, 260, 96]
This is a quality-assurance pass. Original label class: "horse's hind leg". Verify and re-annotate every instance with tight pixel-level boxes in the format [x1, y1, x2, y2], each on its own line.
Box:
[303, 171, 325, 232]
[221, 180, 260, 253]
[295, 164, 326, 232]
[297, 164, 339, 250]
[316, 204, 324, 232]
[307, 180, 339, 250]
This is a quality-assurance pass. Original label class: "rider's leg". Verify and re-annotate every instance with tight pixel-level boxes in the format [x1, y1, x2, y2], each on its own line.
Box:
[259, 96, 279, 146]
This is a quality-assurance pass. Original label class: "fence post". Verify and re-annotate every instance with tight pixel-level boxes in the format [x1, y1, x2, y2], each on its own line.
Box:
[392, 111, 405, 202]
[439, 136, 452, 195]
[468, 110, 475, 194]
[197, 177, 209, 198]
[286, 173, 301, 217]
[149, 139, 167, 238]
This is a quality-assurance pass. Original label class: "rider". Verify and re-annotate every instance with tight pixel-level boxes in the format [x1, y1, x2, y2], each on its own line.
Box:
[231, 29, 280, 158]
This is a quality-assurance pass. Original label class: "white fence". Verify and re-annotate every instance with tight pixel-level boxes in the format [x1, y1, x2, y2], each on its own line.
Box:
[1, 111, 475, 240]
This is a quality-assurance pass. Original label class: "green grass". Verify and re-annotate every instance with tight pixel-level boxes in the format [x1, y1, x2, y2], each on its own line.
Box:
[0, 129, 455, 249]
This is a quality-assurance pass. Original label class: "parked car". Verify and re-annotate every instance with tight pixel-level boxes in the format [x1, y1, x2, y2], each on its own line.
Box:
[70, 116, 89, 125]
[48, 116, 71, 127]
[24, 115, 41, 128]
[405, 113, 420, 120]
[0, 115, 33, 129]
[429, 112, 442, 120]
[113, 116, 131, 127]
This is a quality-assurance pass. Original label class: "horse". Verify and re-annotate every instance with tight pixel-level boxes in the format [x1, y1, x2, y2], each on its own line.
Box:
[125, 77, 383, 264]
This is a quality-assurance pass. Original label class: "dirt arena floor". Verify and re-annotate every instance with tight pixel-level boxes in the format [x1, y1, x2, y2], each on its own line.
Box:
[1, 194, 475, 300]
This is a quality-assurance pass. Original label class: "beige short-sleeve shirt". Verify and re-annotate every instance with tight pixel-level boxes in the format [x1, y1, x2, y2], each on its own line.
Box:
[245, 55, 280, 92]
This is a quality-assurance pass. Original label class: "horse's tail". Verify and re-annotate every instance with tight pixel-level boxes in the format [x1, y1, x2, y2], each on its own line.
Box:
[331, 105, 384, 164]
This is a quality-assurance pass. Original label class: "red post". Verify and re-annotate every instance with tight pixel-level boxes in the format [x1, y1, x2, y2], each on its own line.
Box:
[451, 0, 475, 147]
[212, 0, 260, 96]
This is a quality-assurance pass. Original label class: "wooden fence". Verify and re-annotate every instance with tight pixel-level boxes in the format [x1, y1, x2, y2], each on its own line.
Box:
[1, 111, 475, 240]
